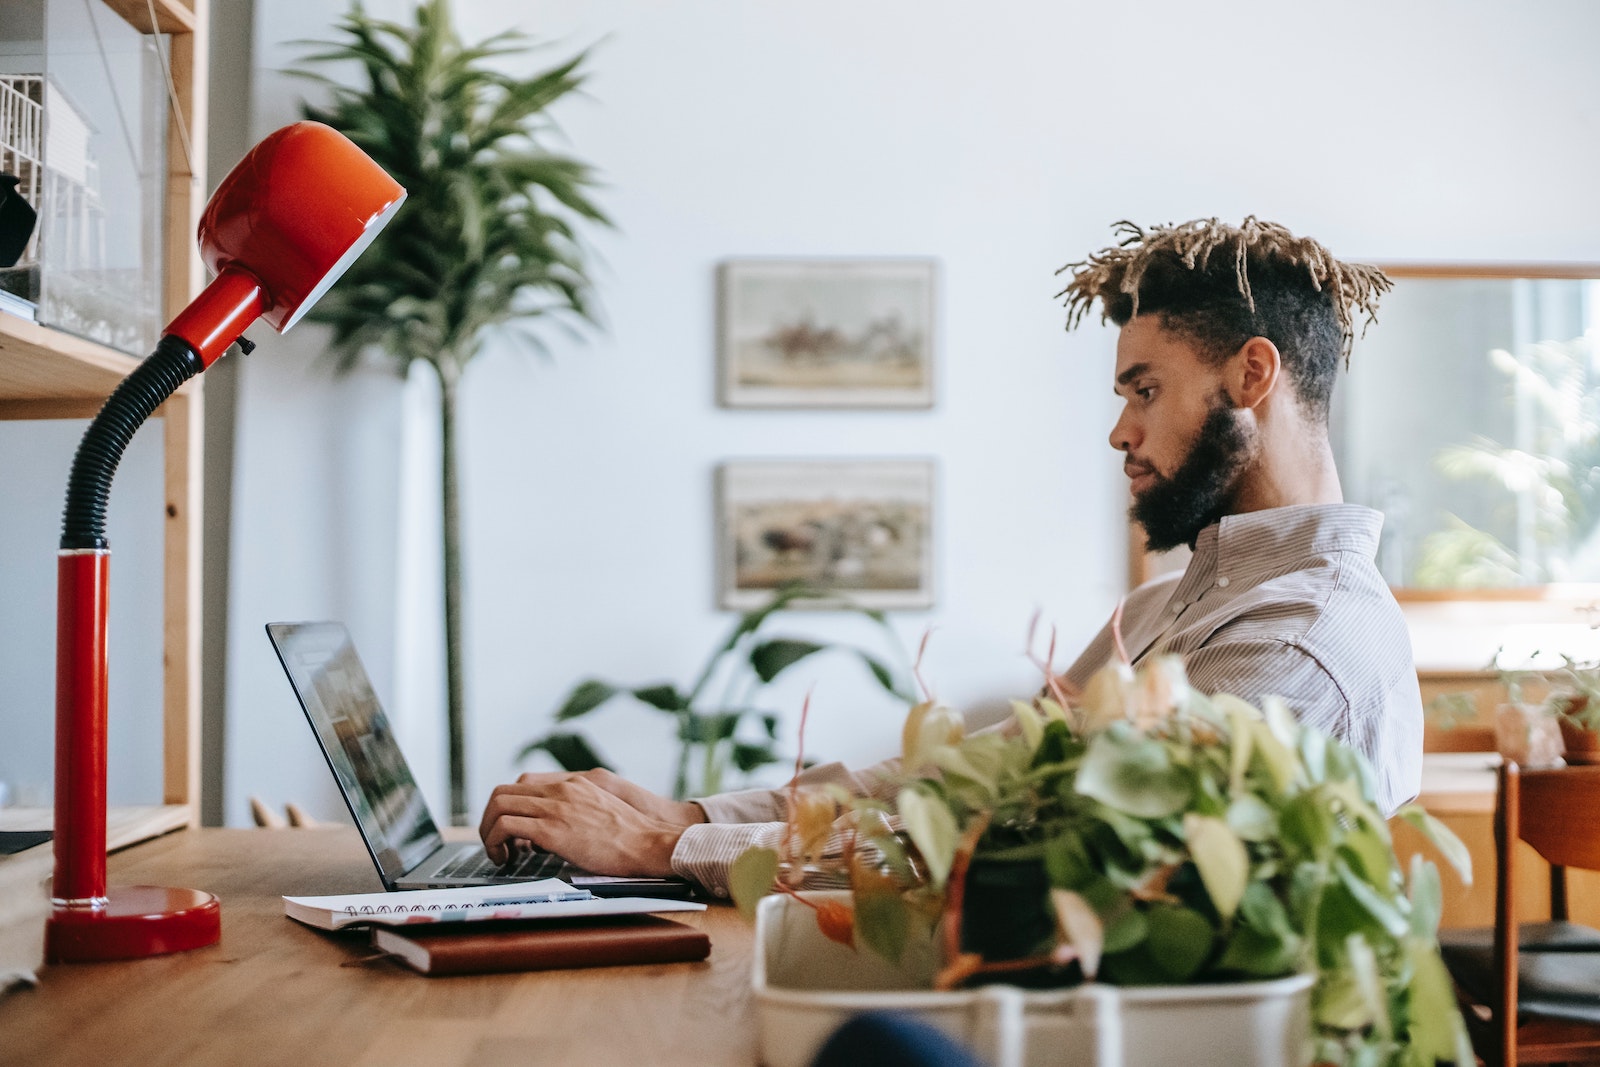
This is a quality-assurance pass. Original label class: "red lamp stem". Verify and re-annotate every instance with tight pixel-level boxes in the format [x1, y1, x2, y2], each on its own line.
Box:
[164, 268, 265, 367]
[53, 549, 109, 907]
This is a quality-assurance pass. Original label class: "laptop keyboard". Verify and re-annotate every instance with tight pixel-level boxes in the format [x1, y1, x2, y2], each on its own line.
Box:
[436, 847, 569, 881]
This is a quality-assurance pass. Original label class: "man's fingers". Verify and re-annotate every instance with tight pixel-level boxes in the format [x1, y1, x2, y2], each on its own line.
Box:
[483, 812, 552, 864]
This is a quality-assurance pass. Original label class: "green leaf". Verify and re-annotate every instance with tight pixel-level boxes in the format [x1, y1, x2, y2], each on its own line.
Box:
[854, 652, 902, 696]
[931, 746, 998, 798]
[1406, 853, 1444, 940]
[1298, 727, 1329, 782]
[1405, 936, 1474, 1064]
[1225, 794, 1278, 841]
[1394, 804, 1473, 886]
[1184, 814, 1249, 921]
[1145, 906, 1216, 981]
[749, 639, 825, 683]
[1278, 792, 1334, 856]
[729, 847, 780, 920]
[680, 712, 740, 744]
[554, 680, 618, 720]
[516, 731, 612, 772]
[1314, 966, 1373, 1030]
[1043, 833, 1092, 890]
[1217, 924, 1299, 977]
[1247, 720, 1300, 794]
[1333, 856, 1409, 939]
[853, 880, 910, 964]
[1338, 827, 1399, 894]
[1011, 700, 1045, 752]
[1032, 719, 1076, 768]
[1238, 881, 1292, 936]
[1102, 906, 1149, 954]
[1075, 727, 1193, 819]
[730, 742, 780, 773]
[1343, 933, 1391, 1040]
[898, 786, 960, 890]
[631, 685, 688, 711]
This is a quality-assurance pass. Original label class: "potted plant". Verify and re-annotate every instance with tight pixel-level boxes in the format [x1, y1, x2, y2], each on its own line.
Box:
[519, 583, 915, 799]
[733, 648, 1475, 1067]
[292, 0, 610, 823]
[1429, 650, 1600, 765]
[1547, 654, 1600, 763]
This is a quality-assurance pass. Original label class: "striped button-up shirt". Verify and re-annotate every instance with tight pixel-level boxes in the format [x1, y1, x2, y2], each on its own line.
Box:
[671, 502, 1424, 896]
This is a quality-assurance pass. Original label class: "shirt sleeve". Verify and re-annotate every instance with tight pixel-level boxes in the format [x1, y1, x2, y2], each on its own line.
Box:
[1179, 638, 1350, 740]
[669, 816, 871, 898]
[674, 756, 910, 896]
[691, 757, 903, 824]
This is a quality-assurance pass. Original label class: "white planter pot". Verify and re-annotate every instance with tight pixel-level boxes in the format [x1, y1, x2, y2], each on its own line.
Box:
[753, 891, 1313, 1067]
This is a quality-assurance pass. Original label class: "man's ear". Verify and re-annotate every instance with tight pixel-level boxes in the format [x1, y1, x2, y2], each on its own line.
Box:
[1229, 336, 1281, 409]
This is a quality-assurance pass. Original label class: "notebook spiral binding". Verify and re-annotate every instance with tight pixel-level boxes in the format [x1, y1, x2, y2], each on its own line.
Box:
[341, 892, 589, 917]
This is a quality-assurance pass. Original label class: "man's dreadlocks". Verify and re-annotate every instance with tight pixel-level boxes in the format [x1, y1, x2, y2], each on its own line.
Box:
[1055, 218, 1391, 422]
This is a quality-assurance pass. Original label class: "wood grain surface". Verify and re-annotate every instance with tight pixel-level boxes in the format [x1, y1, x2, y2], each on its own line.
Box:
[0, 829, 758, 1067]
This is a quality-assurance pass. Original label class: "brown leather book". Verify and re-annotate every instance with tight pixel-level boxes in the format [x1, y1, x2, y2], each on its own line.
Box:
[370, 915, 711, 976]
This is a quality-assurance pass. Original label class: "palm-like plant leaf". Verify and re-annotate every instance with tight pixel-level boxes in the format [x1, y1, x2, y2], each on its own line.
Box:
[292, 0, 609, 822]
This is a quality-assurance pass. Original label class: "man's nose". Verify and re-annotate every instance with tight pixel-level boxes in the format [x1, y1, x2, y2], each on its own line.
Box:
[1109, 407, 1138, 453]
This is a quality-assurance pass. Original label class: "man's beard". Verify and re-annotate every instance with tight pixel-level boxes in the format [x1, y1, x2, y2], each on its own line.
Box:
[1130, 398, 1254, 552]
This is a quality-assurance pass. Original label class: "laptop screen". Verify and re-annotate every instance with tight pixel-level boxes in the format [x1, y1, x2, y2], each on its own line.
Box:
[266, 621, 442, 884]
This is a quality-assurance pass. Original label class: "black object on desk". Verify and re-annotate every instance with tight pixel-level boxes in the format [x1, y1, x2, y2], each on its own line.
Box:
[0, 830, 52, 855]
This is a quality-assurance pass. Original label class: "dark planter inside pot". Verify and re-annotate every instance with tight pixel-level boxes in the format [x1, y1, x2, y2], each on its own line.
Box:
[959, 858, 1056, 964]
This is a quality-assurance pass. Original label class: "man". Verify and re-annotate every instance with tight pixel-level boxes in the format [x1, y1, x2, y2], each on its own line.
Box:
[479, 217, 1424, 896]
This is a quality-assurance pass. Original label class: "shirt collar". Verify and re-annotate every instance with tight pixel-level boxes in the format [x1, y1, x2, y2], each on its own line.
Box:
[1169, 503, 1384, 606]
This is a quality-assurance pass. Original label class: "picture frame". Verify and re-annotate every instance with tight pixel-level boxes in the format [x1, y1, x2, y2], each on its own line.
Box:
[717, 258, 937, 409]
[716, 459, 936, 610]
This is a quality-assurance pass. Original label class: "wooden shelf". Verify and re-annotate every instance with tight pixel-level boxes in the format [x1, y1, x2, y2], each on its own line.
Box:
[98, 0, 194, 35]
[0, 313, 138, 402]
[3, 0, 210, 830]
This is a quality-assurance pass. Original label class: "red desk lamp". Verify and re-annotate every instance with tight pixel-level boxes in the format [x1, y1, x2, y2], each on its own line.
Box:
[45, 122, 405, 963]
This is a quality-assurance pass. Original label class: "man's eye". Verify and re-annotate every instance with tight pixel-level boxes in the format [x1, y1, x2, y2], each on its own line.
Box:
[1136, 387, 1155, 401]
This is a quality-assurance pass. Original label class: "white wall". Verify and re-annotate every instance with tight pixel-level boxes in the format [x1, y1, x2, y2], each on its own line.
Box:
[204, 0, 1600, 826]
[0, 420, 164, 809]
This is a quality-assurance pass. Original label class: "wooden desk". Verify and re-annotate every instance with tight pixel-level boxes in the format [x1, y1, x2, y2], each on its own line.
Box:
[0, 830, 757, 1067]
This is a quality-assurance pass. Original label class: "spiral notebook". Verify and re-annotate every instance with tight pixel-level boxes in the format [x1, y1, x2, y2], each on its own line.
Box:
[283, 880, 705, 931]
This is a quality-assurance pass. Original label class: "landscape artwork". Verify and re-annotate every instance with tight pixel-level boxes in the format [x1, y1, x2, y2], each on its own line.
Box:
[717, 460, 934, 610]
[718, 259, 936, 408]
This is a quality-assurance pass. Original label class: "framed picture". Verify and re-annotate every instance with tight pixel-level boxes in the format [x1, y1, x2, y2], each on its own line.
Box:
[716, 460, 936, 610]
[717, 259, 937, 409]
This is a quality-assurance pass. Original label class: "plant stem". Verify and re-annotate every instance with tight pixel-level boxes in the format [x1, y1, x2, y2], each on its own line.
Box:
[672, 711, 693, 801]
[702, 738, 721, 797]
[438, 360, 467, 825]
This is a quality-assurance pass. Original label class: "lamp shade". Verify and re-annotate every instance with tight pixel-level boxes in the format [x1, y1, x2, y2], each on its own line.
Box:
[165, 122, 406, 365]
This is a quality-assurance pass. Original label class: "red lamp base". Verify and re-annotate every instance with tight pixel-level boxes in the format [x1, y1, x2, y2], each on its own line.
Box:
[44, 886, 221, 963]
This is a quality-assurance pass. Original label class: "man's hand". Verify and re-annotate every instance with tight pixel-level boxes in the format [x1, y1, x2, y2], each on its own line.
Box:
[478, 770, 707, 878]
[502, 767, 707, 828]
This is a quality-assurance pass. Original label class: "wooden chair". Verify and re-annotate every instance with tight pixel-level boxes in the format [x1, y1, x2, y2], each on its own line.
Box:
[1439, 762, 1600, 1067]
[248, 797, 327, 829]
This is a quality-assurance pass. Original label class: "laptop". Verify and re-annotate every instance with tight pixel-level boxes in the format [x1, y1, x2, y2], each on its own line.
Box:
[266, 620, 694, 899]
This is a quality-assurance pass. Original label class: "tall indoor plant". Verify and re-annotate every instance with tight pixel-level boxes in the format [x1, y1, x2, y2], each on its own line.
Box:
[293, 0, 609, 822]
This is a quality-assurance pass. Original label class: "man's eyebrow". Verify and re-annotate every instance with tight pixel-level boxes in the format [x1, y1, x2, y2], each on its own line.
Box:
[1115, 362, 1151, 390]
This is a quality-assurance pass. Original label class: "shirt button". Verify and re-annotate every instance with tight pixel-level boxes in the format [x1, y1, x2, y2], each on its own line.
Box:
[1171, 602, 1183, 614]
[1217, 576, 1230, 588]
[714, 887, 728, 898]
